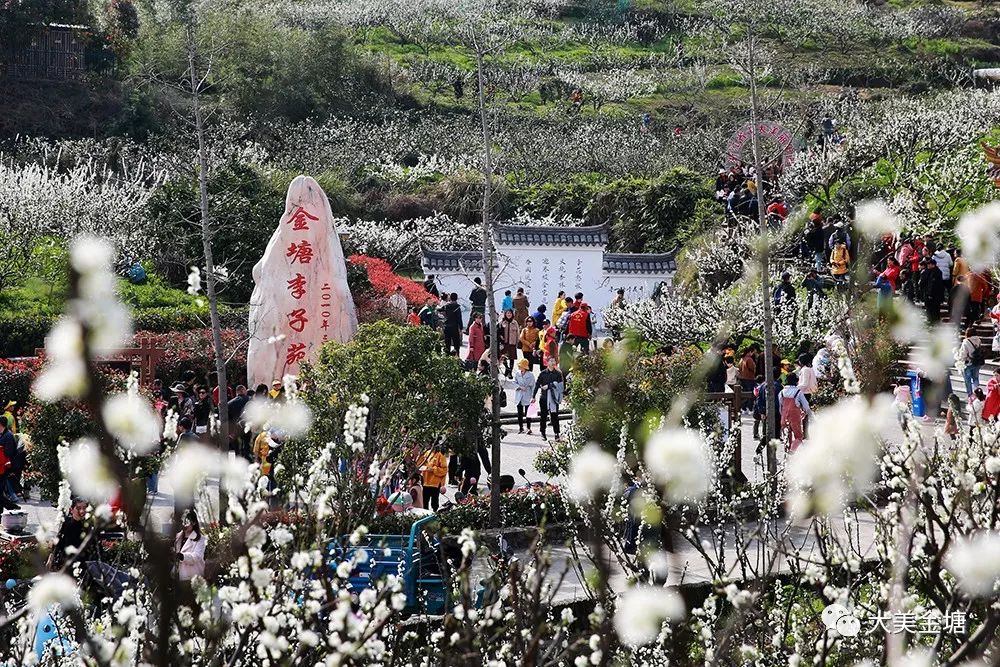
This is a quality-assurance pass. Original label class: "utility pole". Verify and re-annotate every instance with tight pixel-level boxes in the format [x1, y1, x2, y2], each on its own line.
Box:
[474, 45, 503, 529]
[745, 34, 778, 485]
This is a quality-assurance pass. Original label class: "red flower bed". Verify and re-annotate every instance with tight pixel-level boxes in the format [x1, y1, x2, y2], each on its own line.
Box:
[349, 255, 434, 306]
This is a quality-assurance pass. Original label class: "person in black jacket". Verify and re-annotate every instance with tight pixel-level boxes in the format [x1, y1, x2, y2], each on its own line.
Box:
[442, 293, 464, 355]
[48, 497, 91, 569]
[919, 258, 944, 323]
[772, 272, 796, 314]
[423, 274, 439, 298]
[532, 358, 565, 441]
[804, 219, 826, 272]
[469, 278, 487, 326]
[706, 345, 727, 393]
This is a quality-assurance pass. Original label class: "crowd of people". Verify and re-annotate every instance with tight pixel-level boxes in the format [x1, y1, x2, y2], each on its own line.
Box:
[369, 279, 630, 515]
[709, 339, 827, 454]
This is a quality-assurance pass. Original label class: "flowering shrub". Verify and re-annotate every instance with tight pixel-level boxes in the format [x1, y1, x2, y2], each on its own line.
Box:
[0, 357, 40, 407]
[23, 401, 91, 500]
[570, 344, 719, 445]
[0, 542, 32, 580]
[348, 254, 434, 305]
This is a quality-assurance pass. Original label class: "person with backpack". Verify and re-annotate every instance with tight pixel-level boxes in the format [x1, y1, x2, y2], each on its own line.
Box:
[567, 303, 593, 355]
[753, 370, 782, 451]
[959, 327, 985, 398]
[779, 373, 813, 451]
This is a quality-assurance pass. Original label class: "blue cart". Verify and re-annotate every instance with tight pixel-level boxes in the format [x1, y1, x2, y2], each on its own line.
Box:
[328, 515, 447, 614]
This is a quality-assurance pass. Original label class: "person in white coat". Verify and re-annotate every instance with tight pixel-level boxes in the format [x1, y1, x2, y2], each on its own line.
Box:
[513, 358, 536, 435]
[174, 509, 206, 581]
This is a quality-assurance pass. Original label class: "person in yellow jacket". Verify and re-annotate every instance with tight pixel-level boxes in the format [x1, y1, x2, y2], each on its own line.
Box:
[830, 240, 851, 282]
[416, 445, 449, 511]
[2, 402, 16, 434]
[551, 290, 567, 326]
[519, 319, 541, 371]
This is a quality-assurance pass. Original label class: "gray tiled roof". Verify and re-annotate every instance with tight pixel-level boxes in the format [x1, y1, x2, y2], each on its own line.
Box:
[421, 249, 484, 272]
[494, 223, 609, 247]
[603, 252, 677, 274]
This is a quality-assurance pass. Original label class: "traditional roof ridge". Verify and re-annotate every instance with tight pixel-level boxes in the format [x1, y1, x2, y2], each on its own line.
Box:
[493, 223, 610, 247]
[603, 250, 678, 274]
[421, 249, 484, 272]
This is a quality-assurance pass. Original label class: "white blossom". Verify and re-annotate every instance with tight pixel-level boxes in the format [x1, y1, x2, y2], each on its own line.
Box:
[957, 202, 1000, 270]
[613, 586, 685, 646]
[947, 532, 1000, 597]
[566, 443, 618, 502]
[65, 438, 118, 503]
[161, 443, 223, 504]
[102, 393, 161, 454]
[854, 199, 899, 237]
[186, 266, 202, 295]
[787, 395, 894, 516]
[28, 574, 80, 612]
[643, 427, 713, 504]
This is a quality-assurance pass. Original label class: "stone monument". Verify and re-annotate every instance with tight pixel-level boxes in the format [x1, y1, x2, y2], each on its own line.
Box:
[247, 175, 358, 388]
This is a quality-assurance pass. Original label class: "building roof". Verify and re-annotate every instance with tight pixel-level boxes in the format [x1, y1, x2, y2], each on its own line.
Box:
[603, 252, 677, 274]
[494, 223, 609, 247]
[421, 249, 484, 273]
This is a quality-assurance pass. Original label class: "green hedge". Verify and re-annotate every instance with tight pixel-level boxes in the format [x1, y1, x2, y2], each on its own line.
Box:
[0, 306, 249, 357]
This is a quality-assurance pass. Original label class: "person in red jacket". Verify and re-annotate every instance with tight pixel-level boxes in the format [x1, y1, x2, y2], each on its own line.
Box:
[982, 367, 1000, 422]
[567, 304, 593, 355]
[876, 257, 901, 292]
[466, 312, 486, 367]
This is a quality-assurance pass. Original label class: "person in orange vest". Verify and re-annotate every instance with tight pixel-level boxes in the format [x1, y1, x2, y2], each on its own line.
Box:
[567, 303, 593, 355]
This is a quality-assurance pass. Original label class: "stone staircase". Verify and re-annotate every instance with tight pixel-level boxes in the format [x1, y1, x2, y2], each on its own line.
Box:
[895, 301, 995, 417]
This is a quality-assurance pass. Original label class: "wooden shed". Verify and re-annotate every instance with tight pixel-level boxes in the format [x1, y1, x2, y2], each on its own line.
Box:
[3, 24, 89, 82]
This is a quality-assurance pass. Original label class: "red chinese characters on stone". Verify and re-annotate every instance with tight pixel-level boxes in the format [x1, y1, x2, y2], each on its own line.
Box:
[287, 206, 319, 231]
[287, 273, 307, 300]
[285, 342, 306, 366]
[287, 308, 309, 333]
[286, 240, 314, 264]
[320, 282, 332, 341]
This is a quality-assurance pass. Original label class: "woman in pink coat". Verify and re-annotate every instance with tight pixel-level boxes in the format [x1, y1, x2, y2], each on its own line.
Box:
[466, 312, 486, 365]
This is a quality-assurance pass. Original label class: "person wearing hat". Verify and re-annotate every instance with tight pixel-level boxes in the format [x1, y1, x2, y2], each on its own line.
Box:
[269, 380, 284, 401]
[513, 358, 536, 435]
[170, 384, 195, 421]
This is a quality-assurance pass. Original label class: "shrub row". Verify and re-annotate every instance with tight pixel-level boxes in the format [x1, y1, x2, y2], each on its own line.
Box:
[0, 306, 250, 358]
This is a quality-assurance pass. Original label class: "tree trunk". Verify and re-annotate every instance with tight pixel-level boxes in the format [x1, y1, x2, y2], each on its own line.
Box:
[476, 49, 503, 529]
[188, 35, 230, 521]
[746, 36, 778, 486]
